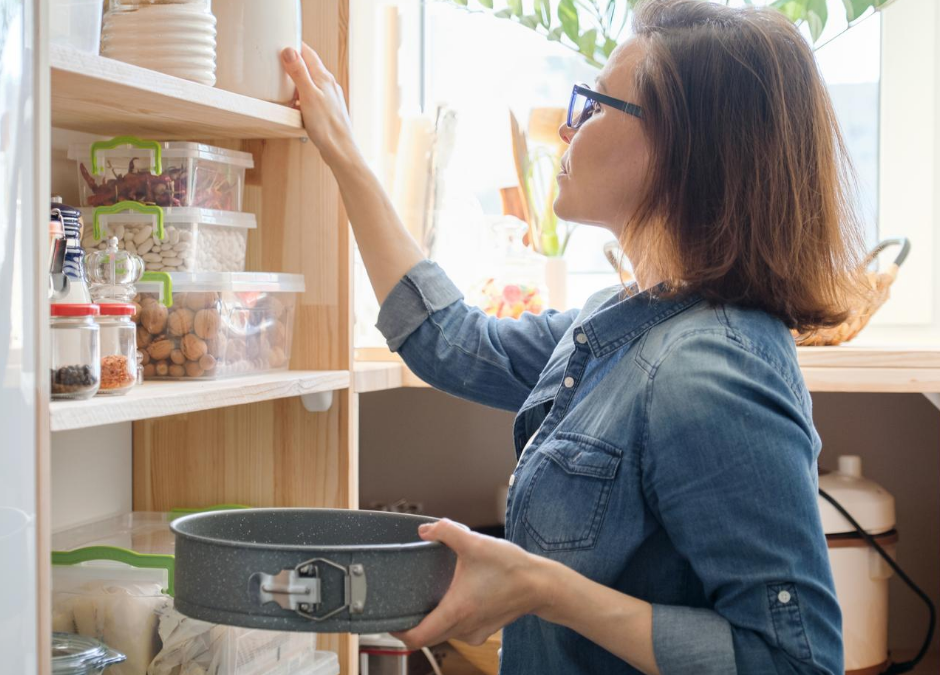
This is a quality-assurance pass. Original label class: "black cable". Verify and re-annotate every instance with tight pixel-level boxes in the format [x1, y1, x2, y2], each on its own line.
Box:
[818, 488, 936, 674]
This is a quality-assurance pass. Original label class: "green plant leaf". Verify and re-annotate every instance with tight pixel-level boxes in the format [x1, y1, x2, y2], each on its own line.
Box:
[548, 26, 564, 41]
[521, 14, 540, 28]
[535, 0, 551, 28]
[579, 28, 598, 58]
[806, 0, 827, 41]
[453, 0, 468, 5]
[508, 0, 523, 17]
[771, 0, 809, 22]
[478, 0, 494, 7]
[842, 0, 874, 21]
[558, 0, 580, 43]
[494, 7, 513, 18]
[603, 36, 618, 58]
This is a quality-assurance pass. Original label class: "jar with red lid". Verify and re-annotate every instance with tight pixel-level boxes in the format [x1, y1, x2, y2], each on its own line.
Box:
[96, 303, 138, 395]
[50, 304, 100, 400]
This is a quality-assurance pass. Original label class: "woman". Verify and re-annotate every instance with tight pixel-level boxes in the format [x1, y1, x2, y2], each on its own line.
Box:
[282, 0, 862, 672]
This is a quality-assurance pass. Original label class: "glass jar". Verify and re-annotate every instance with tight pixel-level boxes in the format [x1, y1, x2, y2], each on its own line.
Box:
[50, 304, 100, 400]
[84, 236, 145, 304]
[96, 303, 139, 395]
[52, 632, 125, 675]
[470, 217, 548, 318]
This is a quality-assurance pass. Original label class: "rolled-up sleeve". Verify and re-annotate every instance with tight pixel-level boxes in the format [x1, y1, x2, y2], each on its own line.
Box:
[643, 332, 842, 675]
[375, 260, 579, 411]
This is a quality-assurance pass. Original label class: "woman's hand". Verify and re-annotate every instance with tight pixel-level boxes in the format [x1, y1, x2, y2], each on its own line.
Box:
[392, 519, 552, 649]
[281, 44, 359, 168]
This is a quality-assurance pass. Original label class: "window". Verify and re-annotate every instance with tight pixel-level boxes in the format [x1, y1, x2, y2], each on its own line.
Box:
[352, 0, 940, 348]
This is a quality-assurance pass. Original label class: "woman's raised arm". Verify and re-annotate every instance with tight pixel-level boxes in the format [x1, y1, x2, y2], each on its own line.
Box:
[281, 44, 424, 305]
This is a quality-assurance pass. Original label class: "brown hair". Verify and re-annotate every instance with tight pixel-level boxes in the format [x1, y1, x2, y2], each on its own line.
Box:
[624, 0, 865, 331]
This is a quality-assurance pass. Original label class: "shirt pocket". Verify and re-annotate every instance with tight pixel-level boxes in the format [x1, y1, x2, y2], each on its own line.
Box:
[521, 432, 622, 552]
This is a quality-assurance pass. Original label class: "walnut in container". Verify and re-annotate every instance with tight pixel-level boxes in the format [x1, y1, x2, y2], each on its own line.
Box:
[134, 272, 303, 380]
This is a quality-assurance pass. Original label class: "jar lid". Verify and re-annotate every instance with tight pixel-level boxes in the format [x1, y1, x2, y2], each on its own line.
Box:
[818, 455, 895, 536]
[51, 304, 100, 317]
[51, 632, 126, 675]
[97, 303, 137, 316]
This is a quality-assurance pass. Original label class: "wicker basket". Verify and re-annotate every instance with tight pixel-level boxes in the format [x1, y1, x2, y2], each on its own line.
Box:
[794, 238, 910, 346]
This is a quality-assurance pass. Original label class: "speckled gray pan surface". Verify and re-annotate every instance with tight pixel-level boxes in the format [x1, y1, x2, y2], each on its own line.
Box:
[170, 508, 457, 633]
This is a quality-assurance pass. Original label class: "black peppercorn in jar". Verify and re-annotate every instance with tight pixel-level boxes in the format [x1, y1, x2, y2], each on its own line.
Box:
[50, 304, 100, 400]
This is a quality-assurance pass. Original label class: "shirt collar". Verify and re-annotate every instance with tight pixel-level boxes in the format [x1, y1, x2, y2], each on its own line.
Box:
[580, 282, 703, 357]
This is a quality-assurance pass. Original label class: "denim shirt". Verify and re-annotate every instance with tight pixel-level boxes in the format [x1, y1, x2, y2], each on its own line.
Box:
[376, 260, 842, 675]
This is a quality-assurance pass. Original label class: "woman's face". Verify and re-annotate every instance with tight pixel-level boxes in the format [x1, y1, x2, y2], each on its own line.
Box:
[553, 40, 650, 234]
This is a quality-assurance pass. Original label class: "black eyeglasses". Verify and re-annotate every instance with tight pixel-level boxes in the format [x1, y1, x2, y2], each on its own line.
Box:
[567, 84, 644, 129]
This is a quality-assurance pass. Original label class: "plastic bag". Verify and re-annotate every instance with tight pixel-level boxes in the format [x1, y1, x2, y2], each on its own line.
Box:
[52, 574, 170, 675]
[148, 606, 319, 675]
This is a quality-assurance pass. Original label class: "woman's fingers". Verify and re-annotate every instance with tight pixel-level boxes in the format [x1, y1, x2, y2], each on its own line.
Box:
[280, 47, 320, 99]
[418, 518, 473, 555]
[301, 42, 332, 84]
[392, 598, 464, 650]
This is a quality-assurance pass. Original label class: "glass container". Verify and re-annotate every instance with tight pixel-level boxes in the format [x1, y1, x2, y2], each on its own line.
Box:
[84, 236, 145, 304]
[96, 304, 138, 395]
[52, 633, 125, 675]
[470, 217, 548, 318]
[51, 304, 100, 400]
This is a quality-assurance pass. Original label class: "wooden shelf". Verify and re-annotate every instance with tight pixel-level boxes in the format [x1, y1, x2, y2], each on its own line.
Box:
[51, 370, 349, 432]
[355, 345, 940, 394]
[798, 345, 940, 393]
[50, 46, 305, 140]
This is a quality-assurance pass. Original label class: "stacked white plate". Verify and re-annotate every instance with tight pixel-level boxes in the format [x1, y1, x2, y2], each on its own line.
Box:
[101, 1, 217, 86]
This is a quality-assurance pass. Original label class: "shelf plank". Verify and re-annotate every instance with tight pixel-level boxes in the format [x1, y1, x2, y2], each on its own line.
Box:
[797, 344, 940, 370]
[354, 361, 404, 393]
[50, 46, 304, 140]
[50, 370, 349, 432]
[355, 345, 940, 394]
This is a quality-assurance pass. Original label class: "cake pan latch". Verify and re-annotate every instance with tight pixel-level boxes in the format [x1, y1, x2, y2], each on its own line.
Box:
[254, 557, 368, 621]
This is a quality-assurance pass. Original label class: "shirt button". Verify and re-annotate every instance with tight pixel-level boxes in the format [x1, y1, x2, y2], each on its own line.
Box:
[509, 474, 516, 487]
[575, 332, 588, 345]
[777, 590, 791, 604]
[563, 376, 575, 388]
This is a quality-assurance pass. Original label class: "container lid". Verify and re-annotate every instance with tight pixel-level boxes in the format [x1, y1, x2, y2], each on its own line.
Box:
[51, 304, 100, 317]
[52, 512, 176, 556]
[97, 303, 137, 316]
[818, 455, 895, 536]
[80, 206, 256, 230]
[51, 633, 126, 675]
[68, 140, 254, 169]
[139, 271, 305, 294]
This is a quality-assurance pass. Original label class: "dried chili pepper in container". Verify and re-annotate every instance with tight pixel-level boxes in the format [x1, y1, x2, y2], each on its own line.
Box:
[68, 136, 254, 212]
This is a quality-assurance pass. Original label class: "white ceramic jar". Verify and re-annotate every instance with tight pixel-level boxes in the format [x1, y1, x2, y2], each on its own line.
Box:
[214, 0, 302, 103]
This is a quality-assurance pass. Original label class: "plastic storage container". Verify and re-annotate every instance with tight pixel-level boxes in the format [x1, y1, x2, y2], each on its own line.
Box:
[102, 0, 217, 86]
[50, 0, 105, 55]
[52, 512, 339, 675]
[69, 137, 254, 211]
[51, 304, 100, 400]
[95, 304, 138, 395]
[135, 272, 303, 380]
[51, 633, 126, 675]
[81, 205, 257, 273]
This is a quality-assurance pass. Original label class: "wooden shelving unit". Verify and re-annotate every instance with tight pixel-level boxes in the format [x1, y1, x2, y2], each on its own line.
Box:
[50, 370, 349, 432]
[50, 46, 305, 140]
[355, 344, 940, 394]
[45, 2, 357, 670]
